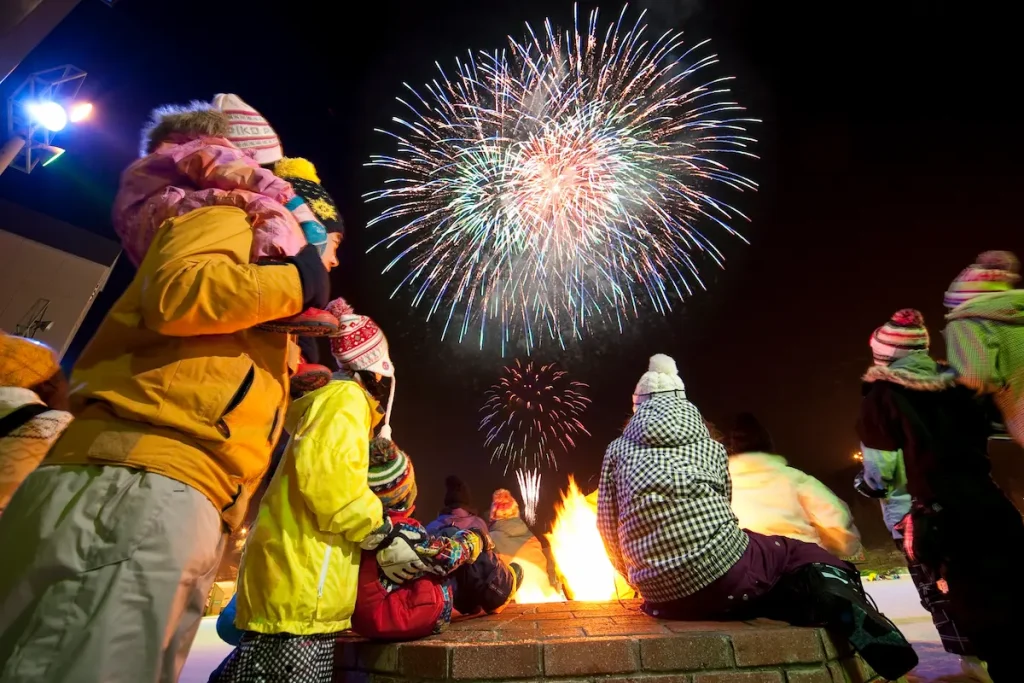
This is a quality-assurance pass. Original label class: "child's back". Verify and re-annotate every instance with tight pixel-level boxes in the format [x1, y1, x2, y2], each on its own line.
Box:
[114, 102, 306, 267]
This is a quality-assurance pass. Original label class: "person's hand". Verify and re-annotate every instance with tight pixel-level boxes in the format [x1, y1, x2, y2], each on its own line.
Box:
[360, 517, 394, 551]
[376, 528, 429, 584]
[285, 243, 330, 310]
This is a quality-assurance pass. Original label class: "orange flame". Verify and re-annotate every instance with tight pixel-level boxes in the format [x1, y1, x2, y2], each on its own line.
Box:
[545, 476, 633, 601]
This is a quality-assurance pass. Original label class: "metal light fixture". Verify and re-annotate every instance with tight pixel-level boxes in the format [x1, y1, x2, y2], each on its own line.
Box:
[2, 65, 90, 174]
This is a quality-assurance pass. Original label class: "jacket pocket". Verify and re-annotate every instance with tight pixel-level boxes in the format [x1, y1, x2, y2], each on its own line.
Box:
[217, 365, 255, 439]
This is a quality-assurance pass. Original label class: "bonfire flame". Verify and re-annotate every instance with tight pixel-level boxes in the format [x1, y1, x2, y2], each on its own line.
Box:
[545, 476, 632, 601]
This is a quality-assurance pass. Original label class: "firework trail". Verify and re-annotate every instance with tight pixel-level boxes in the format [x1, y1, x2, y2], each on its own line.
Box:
[516, 468, 542, 525]
[367, 4, 758, 351]
[481, 360, 590, 473]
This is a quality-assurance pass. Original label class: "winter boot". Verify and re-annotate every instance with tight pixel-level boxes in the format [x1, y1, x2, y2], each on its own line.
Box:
[787, 563, 918, 680]
[291, 362, 332, 397]
[258, 308, 339, 336]
[510, 562, 524, 593]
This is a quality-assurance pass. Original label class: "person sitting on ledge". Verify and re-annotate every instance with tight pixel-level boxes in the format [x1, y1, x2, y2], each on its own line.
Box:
[596, 354, 918, 682]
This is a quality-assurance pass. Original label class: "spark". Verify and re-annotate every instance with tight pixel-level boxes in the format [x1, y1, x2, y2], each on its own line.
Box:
[516, 468, 542, 525]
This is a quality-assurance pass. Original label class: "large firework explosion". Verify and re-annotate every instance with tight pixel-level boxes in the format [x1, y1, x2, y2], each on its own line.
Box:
[367, 5, 758, 351]
[481, 360, 590, 473]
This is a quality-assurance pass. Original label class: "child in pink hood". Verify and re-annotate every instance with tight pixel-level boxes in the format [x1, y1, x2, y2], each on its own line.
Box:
[112, 95, 336, 336]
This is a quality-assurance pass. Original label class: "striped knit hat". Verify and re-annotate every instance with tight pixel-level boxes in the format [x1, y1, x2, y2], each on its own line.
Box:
[489, 489, 520, 521]
[943, 251, 1021, 309]
[211, 93, 283, 166]
[368, 436, 417, 511]
[327, 298, 396, 439]
[870, 309, 930, 366]
[274, 158, 345, 238]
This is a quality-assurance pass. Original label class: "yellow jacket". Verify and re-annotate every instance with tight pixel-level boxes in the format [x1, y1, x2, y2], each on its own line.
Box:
[44, 206, 304, 530]
[235, 378, 385, 635]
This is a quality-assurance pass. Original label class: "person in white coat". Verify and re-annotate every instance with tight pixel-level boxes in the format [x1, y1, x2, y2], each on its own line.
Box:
[724, 413, 862, 560]
[488, 489, 562, 601]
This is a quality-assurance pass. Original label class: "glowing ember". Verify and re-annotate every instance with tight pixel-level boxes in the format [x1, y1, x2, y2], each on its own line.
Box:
[546, 476, 631, 601]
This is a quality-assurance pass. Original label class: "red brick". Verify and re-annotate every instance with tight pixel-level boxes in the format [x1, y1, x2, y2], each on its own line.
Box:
[731, 628, 823, 667]
[640, 633, 734, 672]
[820, 632, 851, 661]
[431, 630, 500, 642]
[535, 601, 576, 612]
[521, 625, 585, 639]
[398, 643, 448, 678]
[694, 673, 784, 683]
[785, 667, 833, 683]
[530, 611, 578, 621]
[449, 642, 541, 680]
[355, 643, 400, 672]
[662, 621, 754, 633]
[583, 622, 671, 637]
[496, 620, 540, 631]
[605, 675, 693, 683]
[544, 637, 640, 676]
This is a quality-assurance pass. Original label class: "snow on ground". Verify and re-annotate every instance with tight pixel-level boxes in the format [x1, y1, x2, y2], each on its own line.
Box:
[180, 577, 971, 683]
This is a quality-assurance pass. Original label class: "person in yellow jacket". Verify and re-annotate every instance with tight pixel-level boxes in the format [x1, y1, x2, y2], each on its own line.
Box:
[216, 298, 426, 683]
[0, 205, 331, 683]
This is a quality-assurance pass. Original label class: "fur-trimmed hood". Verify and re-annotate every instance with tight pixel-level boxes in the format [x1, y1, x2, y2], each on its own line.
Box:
[862, 352, 955, 392]
[139, 102, 229, 157]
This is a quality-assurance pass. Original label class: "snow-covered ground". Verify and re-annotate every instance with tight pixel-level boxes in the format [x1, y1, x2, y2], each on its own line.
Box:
[179, 577, 970, 683]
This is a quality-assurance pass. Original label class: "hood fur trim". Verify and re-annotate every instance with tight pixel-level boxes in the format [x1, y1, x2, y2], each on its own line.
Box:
[140, 102, 229, 157]
[862, 364, 956, 391]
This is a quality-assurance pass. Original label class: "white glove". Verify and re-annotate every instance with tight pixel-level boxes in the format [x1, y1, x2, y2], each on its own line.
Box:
[360, 517, 394, 551]
[376, 530, 429, 584]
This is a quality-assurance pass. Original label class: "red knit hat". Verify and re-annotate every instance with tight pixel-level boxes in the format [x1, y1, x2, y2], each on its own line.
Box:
[870, 309, 930, 366]
[489, 489, 520, 521]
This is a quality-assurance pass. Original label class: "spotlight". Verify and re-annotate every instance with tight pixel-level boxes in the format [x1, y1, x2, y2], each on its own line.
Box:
[68, 102, 93, 123]
[26, 101, 67, 132]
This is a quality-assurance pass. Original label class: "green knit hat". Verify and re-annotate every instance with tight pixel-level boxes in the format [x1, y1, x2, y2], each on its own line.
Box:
[368, 437, 417, 511]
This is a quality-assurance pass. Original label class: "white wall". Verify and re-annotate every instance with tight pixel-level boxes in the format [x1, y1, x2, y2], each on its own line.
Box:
[0, 228, 113, 358]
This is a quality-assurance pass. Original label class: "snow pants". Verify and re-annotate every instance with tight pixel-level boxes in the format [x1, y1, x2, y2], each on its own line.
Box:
[0, 465, 227, 683]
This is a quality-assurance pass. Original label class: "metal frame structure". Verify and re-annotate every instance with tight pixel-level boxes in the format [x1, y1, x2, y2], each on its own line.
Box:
[4, 65, 87, 173]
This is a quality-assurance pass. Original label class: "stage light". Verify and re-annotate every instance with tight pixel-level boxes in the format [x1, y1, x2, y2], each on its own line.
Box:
[26, 101, 67, 132]
[68, 102, 93, 123]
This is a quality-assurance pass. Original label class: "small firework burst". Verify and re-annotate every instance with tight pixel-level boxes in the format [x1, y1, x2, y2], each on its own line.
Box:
[367, 4, 758, 351]
[516, 468, 542, 525]
[481, 360, 590, 472]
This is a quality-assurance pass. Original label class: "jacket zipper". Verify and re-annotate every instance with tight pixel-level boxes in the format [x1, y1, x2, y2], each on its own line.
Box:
[317, 545, 332, 598]
[217, 366, 255, 439]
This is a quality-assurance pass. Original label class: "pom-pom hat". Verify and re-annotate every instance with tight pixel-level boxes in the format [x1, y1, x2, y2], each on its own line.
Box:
[944, 251, 1021, 309]
[274, 158, 345, 238]
[368, 436, 417, 512]
[490, 489, 520, 521]
[211, 93, 283, 166]
[633, 354, 685, 409]
[327, 297, 396, 439]
[870, 309, 930, 366]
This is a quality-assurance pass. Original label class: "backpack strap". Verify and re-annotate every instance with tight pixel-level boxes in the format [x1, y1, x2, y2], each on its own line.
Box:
[0, 403, 50, 438]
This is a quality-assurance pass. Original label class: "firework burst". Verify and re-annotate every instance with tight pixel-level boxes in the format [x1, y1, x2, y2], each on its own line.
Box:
[481, 360, 590, 473]
[367, 4, 758, 351]
[516, 468, 542, 525]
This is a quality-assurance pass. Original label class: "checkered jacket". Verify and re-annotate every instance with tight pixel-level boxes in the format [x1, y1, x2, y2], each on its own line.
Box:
[597, 393, 748, 603]
[945, 290, 1024, 447]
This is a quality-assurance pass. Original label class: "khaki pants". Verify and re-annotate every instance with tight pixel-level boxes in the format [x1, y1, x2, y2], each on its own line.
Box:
[0, 465, 227, 683]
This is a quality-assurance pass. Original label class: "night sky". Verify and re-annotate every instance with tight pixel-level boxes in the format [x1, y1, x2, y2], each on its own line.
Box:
[1, 0, 1020, 543]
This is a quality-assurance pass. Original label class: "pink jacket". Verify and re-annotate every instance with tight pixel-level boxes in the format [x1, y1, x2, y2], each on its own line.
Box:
[112, 136, 306, 266]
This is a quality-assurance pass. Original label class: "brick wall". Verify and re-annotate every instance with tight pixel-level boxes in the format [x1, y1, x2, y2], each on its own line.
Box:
[333, 600, 884, 683]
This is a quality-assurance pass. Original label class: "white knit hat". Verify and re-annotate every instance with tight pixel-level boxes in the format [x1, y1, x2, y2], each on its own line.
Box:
[211, 93, 283, 165]
[633, 354, 685, 409]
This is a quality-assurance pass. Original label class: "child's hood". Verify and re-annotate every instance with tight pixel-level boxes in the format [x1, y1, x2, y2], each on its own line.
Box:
[284, 377, 382, 435]
[139, 101, 230, 157]
[728, 452, 789, 476]
[945, 289, 1024, 325]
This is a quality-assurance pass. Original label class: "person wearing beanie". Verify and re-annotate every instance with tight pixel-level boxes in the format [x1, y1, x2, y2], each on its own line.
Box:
[274, 156, 348, 395]
[859, 308, 1024, 681]
[0, 332, 73, 515]
[0, 120, 340, 680]
[724, 413, 862, 560]
[350, 437, 494, 640]
[488, 489, 563, 602]
[944, 250, 1024, 448]
[220, 298, 426, 681]
[114, 98, 338, 338]
[425, 475, 489, 535]
[599, 354, 918, 680]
